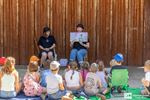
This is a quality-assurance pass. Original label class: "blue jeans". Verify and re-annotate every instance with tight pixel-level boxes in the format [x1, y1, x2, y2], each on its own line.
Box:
[48, 90, 66, 100]
[0, 91, 16, 98]
[70, 49, 87, 63]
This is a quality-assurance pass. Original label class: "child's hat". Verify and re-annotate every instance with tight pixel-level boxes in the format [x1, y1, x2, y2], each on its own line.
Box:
[50, 61, 60, 70]
[114, 53, 124, 62]
[30, 56, 39, 62]
[0, 57, 6, 65]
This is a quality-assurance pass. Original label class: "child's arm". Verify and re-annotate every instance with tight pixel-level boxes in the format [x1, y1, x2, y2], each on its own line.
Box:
[59, 76, 65, 90]
[98, 79, 102, 88]
[79, 73, 84, 87]
[141, 78, 150, 87]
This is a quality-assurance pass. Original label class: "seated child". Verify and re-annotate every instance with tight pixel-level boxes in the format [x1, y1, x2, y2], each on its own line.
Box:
[40, 60, 51, 87]
[46, 61, 66, 99]
[96, 60, 108, 93]
[7, 57, 19, 81]
[23, 61, 46, 96]
[141, 60, 150, 95]
[65, 61, 83, 92]
[84, 63, 106, 100]
[29, 55, 40, 72]
[80, 61, 90, 82]
[110, 53, 127, 74]
[0, 58, 21, 98]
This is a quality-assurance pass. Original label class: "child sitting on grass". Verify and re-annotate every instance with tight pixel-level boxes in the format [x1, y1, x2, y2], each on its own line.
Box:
[64, 61, 83, 93]
[141, 60, 150, 95]
[110, 53, 127, 74]
[23, 61, 46, 96]
[84, 63, 106, 100]
[46, 61, 66, 99]
[96, 60, 108, 94]
[80, 61, 90, 82]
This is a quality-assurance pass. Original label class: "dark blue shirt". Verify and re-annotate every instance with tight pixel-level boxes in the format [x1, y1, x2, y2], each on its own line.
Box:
[38, 35, 56, 48]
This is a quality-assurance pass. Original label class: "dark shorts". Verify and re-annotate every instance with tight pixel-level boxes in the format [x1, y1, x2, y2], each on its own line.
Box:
[39, 49, 54, 58]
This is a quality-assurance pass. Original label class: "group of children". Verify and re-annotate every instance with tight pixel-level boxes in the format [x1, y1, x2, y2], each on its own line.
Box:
[0, 53, 149, 100]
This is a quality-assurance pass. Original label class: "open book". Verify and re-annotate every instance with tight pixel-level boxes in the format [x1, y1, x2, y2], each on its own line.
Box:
[70, 32, 88, 42]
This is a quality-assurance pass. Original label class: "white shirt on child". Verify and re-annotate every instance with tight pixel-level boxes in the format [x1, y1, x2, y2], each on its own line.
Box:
[145, 72, 150, 82]
[65, 70, 80, 87]
[46, 73, 63, 94]
[1, 73, 15, 91]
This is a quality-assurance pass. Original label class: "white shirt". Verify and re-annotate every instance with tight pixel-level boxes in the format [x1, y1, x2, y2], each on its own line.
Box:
[96, 71, 107, 88]
[65, 70, 80, 87]
[145, 72, 150, 82]
[1, 74, 15, 91]
[46, 73, 63, 94]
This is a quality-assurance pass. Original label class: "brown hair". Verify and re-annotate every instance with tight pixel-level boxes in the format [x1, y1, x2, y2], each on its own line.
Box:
[2, 59, 14, 74]
[80, 61, 90, 70]
[144, 60, 150, 71]
[28, 61, 38, 72]
[69, 61, 78, 80]
[96, 60, 105, 71]
[76, 24, 84, 29]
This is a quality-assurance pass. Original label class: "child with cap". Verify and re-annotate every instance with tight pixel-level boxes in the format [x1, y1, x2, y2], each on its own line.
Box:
[23, 61, 46, 96]
[46, 61, 66, 99]
[84, 63, 106, 100]
[141, 60, 150, 95]
[109, 53, 128, 93]
[110, 53, 127, 74]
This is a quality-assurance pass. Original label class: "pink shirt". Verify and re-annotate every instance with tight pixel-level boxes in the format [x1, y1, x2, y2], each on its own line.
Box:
[23, 72, 43, 96]
[80, 69, 89, 81]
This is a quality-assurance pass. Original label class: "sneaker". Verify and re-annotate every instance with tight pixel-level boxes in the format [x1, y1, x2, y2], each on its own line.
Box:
[117, 86, 122, 93]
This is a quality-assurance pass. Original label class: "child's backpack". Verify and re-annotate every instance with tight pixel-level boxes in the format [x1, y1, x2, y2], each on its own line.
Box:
[109, 69, 129, 93]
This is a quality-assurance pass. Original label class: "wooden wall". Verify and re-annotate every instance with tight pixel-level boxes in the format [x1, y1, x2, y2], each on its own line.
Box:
[0, 0, 149, 65]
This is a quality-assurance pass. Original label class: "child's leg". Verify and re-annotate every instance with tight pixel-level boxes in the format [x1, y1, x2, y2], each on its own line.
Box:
[96, 93, 106, 100]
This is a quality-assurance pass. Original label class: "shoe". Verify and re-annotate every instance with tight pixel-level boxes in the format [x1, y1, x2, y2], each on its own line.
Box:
[117, 86, 122, 93]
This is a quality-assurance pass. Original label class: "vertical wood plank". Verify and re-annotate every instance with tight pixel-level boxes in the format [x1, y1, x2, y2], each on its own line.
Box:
[0, 0, 4, 57]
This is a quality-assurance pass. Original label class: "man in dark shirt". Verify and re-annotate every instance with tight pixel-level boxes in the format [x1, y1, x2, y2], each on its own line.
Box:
[38, 27, 56, 66]
[69, 24, 90, 65]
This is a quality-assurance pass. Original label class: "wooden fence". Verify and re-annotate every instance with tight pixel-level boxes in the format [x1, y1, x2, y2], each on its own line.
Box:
[0, 0, 149, 65]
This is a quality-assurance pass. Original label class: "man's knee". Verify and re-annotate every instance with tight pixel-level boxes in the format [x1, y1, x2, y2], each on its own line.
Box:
[41, 52, 47, 58]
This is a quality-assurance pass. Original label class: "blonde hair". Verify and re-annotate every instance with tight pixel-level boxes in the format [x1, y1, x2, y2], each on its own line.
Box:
[7, 57, 15, 65]
[2, 59, 14, 74]
[28, 61, 38, 72]
[144, 60, 150, 71]
[90, 63, 98, 73]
